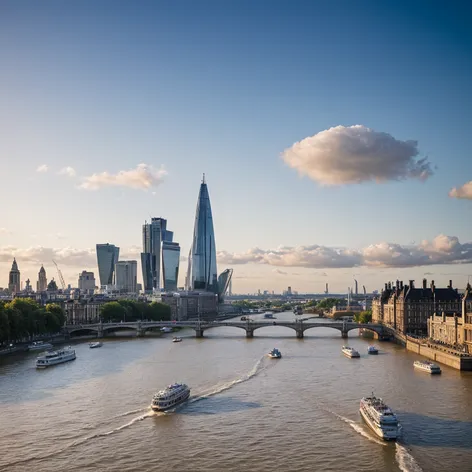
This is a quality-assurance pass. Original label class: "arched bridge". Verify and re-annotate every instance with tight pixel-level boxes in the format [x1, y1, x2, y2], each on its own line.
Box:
[64, 320, 387, 339]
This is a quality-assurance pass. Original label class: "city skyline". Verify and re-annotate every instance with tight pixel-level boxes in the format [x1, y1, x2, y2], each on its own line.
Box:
[0, 1, 471, 292]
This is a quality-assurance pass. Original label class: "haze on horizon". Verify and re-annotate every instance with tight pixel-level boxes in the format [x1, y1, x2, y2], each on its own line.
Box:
[0, 0, 471, 293]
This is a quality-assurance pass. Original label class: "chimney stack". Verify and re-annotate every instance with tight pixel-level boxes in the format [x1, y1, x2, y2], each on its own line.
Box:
[384, 283, 388, 291]
[396, 280, 400, 290]
[449, 279, 453, 289]
[423, 278, 427, 289]
[400, 281, 404, 290]
[409, 280, 415, 289]
[431, 280, 435, 291]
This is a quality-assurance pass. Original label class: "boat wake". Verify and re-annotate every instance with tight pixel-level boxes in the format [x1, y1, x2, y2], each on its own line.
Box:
[190, 355, 266, 403]
[395, 443, 423, 472]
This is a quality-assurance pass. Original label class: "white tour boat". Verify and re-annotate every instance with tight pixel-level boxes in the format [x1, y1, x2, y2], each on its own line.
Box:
[161, 327, 173, 333]
[414, 360, 441, 374]
[89, 341, 103, 349]
[359, 393, 400, 440]
[172, 337, 183, 343]
[367, 345, 379, 355]
[36, 347, 76, 368]
[342, 346, 360, 358]
[28, 341, 53, 351]
[151, 383, 190, 412]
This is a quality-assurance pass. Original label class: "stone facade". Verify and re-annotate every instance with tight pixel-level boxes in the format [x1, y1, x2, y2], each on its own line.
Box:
[161, 291, 218, 321]
[427, 312, 463, 345]
[64, 299, 101, 324]
[372, 279, 461, 335]
[462, 284, 472, 350]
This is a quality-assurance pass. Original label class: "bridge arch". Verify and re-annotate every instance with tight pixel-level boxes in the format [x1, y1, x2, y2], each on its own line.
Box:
[68, 327, 99, 337]
[202, 323, 248, 334]
[250, 323, 298, 334]
[302, 325, 343, 335]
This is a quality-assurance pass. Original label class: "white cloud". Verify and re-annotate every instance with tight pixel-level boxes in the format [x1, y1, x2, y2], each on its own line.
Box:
[79, 163, 167, 191]
[0, 246, 96, 267]
[58, 166, 76, 177]
[449, 181, 472, 200]
[282, 125, 433, 186]
[217, 234, 472, 269]
[36, 164, 48, 173]
[272, 268, 288, 275]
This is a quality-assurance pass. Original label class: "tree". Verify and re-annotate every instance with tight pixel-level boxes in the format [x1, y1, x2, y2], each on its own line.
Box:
[354, 310, 372, 324]
[46, 303, 66, 326]
[148, 302, 171, 321]
[100, 302, 127, 322]
[0, 306, 10, 345]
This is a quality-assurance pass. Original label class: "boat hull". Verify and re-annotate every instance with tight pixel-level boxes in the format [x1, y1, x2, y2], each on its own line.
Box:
[342, 350, 360, 358]
[268, 354, 282, 359]
[28, 343, 53, 351]
[414, 364, 441, 374]
[359, 407, 399, 441]
[151, 390, 190, 412]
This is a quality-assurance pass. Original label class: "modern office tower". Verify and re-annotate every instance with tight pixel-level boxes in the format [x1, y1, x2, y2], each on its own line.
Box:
[8, 258, 20, 293]
[162, 241, 180, 292]
[217, 268, 233, 302]
[354, 279, 358, 295]
[186, 175, 218, 293]
[78, 271, 96, 291]
[141, 217, 167, 292]
[115, 260, 138, 293]
[228, 279, 232, 296]
[96, 243, 120, 288]
[37, 265, 48, 292]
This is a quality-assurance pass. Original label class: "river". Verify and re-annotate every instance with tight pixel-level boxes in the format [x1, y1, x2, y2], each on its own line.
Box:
[1, 311, 471, 472]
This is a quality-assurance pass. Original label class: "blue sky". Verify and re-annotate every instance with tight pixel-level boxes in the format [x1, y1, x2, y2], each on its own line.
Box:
[0, 0, 471, 293]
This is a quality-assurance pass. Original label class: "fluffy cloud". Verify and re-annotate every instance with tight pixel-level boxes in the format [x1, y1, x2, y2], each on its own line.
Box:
[449, 181, 472, 200]
[36, 164, 48, 173]
[58, 166, 77, 177]
[217, 235, 472, 269]
[282, 125, 433, 185]
[80, 163, 167, 190]
[0, 246, 96, 267]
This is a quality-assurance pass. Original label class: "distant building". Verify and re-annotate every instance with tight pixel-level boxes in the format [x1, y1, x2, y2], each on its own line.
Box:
[115, 260, 138, 293]
[37, 265, 47, 292]
[47, 279, 59, 292]
[462, 284, 472, 351]
[78, 271, 96, 292]
[25, 279, 32, 293]
[64, 299, 101, 324]
[8, 259, 20, 293]
[96, 243, 120, 288]
[162, 291, 218, 321]
[372, 279, 461, 335]
[162, 241, 180, 292]
[428, 312, 463, 346]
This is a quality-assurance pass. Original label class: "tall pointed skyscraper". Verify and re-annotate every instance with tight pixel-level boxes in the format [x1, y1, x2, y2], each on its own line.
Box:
[8, 258, 20, 293]
[186, 175, 218, 293]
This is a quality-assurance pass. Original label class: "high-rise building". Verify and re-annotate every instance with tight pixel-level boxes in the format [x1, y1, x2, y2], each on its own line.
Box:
[186, 175, 218, 293]
[162, 241, 180, 292]
[8, 258, 20, 293]
[217, 269, 233, 302]
[37, 265, 47, 292]
[78, 271, 96, 292]
[96, 243, 120, 288]
[115, 260, 138, 293]
[141, 217, 166, 292]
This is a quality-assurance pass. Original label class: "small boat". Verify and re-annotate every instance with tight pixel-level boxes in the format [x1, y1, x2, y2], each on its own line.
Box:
[268, 348, 282, 359]
[414, 360, 441, 374]
[342, 346, 360, 358]
[264, 312, 276, 319]
[172, 337, 183, 343]
[89, 341, 103, 349]
[151, 383, 190, 412]
[367, 345, 379, 355]
[240, 316, 247, 321]
[359, 393, 400, 440]
[36, 347, 76, 368]
[160, 327, 173, 333]
[28, 341, 53, 351]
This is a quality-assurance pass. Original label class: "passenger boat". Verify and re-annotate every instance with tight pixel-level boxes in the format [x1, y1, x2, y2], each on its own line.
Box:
[342, 346, 360, 358]
[268, 348, 282, 359]
[151, 383, 190, 411]
[160, 327, 173, 333]
[414, 360, 441, 374]
[172, 337, 183, 343]
[28, 341, 53, 351]
[367, 345, 379, 355]
[36, 347, 76, 368]
[89, 341, 103, 348]
[359, 393, 400, 440]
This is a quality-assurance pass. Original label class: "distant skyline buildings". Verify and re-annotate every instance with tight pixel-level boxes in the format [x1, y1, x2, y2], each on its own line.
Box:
[96, 243, 120, 288]
[115, 260, 138, 293]
[37, 265, 47, 292]
[78, 270, 95, 292]
[8, 259, 20, 293]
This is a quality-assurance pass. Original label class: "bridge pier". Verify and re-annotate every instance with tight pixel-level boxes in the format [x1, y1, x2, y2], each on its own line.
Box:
[195, 328, 204, 338]
[246, 329, 254, 338]
[341, 330, 348, 339]
[296, 329, 304, 339]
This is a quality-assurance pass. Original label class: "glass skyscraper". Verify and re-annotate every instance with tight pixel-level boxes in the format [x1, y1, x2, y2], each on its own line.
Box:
[141, 217, 180, 293]
[96, 243, 120, 287]
[186, 175, 219, 293]
[115, 260, 138, 293]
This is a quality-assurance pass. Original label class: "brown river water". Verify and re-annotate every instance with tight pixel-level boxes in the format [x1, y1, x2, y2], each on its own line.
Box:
[1, 312, 472, 472]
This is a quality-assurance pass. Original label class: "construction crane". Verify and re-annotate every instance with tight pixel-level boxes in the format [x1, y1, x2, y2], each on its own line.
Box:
[52, 260, 66, 290]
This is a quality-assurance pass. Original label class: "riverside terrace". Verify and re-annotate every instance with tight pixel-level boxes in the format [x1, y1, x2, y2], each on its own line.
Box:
[63, 319, 388, 339]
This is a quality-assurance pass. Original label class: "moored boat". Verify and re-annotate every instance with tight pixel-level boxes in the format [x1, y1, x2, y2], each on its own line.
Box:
[28, 341, 53, 351]
[268, 348, 282, 358]
[414, 360, 441, 374]
[151, 383, 190, 411]
[36, 347, 76, 368]
[367, 345, 379, 355]
[359, 393, 400, 440]
[342, 346, 360, 358]
[89, 341, 103, 348]
[263, 312, 276, 319]
[172, 337, 183, 343]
